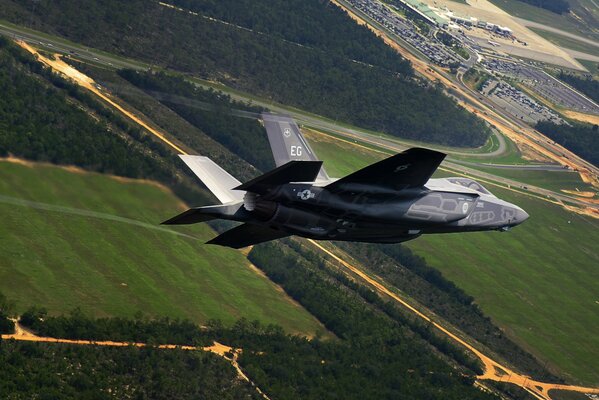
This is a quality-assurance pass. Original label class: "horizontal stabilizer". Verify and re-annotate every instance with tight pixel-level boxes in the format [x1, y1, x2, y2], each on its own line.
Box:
[235, 160, 323, 194]
[326, 148, 445, 192]
[207, 223, 289, 248]
[179, 155, 244, 204]
[161, 208, 216, 225]
[161, 203, 245, 225]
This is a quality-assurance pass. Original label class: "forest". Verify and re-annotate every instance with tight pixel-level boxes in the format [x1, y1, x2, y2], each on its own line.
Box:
[558, 72, 599, 103]
[0, 37, 211, 205]
[118, 69, 275, 172]
[0, 0, 491, 147]
[536, 121, 599, 166]
[0, 340, 260, 400]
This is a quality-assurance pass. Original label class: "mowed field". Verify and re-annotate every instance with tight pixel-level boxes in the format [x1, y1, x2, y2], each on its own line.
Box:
[473, 166, 598, 194]
[0, 160, 326, 336]
[306, 131, 599, 384]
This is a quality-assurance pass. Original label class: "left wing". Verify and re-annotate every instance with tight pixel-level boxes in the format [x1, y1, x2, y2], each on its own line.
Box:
[326, 148, 445, 193]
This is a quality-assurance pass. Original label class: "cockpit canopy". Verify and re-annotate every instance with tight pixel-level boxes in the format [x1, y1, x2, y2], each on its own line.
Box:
[446, 178, 494, 196]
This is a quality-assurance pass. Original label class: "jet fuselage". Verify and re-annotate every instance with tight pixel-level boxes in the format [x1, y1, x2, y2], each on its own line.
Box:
[213, 177, 529, 244]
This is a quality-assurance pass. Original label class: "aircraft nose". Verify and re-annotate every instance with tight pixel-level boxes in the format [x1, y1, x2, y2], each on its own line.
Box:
[515, 208, 529, 224]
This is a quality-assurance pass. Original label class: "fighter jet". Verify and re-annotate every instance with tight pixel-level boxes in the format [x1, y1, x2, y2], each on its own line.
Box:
[163, 113, 529, 248]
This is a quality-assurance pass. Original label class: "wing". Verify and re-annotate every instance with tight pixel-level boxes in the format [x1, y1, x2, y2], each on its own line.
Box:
[206, 223, 289, 248]
[326, 148, 446, 193]
[235, 160, 323, 194]
[262, 112, 329, 182]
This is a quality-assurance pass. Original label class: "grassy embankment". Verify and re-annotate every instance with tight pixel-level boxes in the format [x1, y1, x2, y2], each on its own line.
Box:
[0, 160, 326, 336]
[306, 130, 599, 384]
[488, 0, 599, 42]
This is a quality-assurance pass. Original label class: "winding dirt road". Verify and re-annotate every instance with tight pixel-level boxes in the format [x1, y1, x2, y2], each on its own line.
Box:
[2, 320, 271, 400]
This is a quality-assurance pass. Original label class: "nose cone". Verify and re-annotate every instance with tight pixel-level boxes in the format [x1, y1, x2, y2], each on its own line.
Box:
[514, 208, 529, 225]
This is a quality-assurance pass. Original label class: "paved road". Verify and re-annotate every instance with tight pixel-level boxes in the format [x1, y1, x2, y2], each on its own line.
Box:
[0, 22, 144, 70]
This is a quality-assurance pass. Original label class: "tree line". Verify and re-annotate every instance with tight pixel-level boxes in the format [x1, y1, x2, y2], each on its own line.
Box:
[0, 339, 260, 400]
[536, 121, 599, 167]
[0, 0, 491, 147]
[558, 72, 599, 103]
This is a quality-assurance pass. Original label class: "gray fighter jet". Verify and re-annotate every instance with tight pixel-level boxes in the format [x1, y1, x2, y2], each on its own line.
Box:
[163, 113, 529, 248]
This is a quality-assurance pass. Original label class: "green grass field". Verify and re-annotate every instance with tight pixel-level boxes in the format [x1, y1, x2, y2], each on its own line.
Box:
[470, 166, 597, 194]
[487, 0, 599, 42]
[528, 27, 599, 58]
[306, 134, 599, 384]
[577, 59, 599, 75]
[0, 160, 326, 336]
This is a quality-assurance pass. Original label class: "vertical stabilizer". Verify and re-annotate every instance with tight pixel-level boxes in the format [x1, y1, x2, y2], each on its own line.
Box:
[262, 112, 330, 182]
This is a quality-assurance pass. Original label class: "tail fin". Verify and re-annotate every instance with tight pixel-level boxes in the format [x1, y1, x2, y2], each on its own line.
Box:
[262, 112, 329, 182]
[179, 155, 244, 204]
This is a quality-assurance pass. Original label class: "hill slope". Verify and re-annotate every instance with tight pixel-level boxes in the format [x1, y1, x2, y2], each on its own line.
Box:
[0, 159, 325, 335]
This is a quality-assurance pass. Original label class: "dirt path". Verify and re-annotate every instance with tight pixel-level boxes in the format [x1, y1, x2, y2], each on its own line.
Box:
[2, 319, 271, 400]
[308, 241, 599, 400]
[17, 41, 187, 155]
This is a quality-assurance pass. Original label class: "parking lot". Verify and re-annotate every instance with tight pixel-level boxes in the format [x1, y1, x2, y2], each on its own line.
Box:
[482, 59, 599, 115]
[481, 79, 563, 124]
[347, 0, 461, 67]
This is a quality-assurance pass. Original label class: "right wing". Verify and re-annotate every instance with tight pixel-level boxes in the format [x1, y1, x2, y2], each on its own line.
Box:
[235, 160, 323, 194]
[262, 112, 329, 182]
[207, 223, 289, 248]
[326, 148, 446, 193]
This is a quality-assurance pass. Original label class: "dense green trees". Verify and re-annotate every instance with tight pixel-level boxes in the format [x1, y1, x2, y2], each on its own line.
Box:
[536, 121, 599, 167]
[0, 292, 15, 334]
[0, 341, 260, 400]
[0, 0, 491, 147]
[21, 307, 212, 346]
[169, 0, 412, 75]
[558, 72, 599, 103]
[244, 241, 494, 399]
[0, 38, 179, 187]
[119, 70, 275, 172]
[0, 38, 220, 205]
